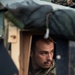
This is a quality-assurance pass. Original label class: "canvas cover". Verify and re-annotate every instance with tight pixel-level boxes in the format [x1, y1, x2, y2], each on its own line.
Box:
[0, 39, 18, 75]
[5, 0, 75, 41]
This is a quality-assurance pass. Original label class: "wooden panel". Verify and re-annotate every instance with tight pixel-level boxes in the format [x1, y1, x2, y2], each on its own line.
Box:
[4, 18, 20, 69]
[20, 32, 32, 75]
[8, 22, 18, 43]
[19, 31, 24, 75]
[11, 28, 20, 70]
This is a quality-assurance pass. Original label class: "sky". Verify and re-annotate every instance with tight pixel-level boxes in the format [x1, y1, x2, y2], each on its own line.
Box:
[0, 0, 41, 6]
[0, 0, 25, 6]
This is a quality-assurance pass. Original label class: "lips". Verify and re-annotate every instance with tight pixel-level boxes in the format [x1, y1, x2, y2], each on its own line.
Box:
[44, 62, 51, 66]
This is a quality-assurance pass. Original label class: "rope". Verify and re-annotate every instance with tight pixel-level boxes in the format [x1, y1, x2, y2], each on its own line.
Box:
[44, 12, 53, 39]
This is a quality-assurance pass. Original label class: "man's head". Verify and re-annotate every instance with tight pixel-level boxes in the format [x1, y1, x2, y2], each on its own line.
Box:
[31, 35, 55, 69]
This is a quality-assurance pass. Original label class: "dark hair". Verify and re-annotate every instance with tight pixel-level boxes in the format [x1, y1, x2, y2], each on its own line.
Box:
[31, 35, 55, 53]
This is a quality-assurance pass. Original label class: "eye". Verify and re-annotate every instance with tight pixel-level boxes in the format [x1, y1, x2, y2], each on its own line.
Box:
[50, 50, 54, 54]
[40, 51, 48, 55]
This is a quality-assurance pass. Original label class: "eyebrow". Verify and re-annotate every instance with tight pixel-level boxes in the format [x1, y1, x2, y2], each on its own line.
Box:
[39, 49, 54, 52]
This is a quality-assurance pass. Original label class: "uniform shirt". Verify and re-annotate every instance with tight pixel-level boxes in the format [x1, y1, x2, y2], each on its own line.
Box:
[28, 60, 56, 75]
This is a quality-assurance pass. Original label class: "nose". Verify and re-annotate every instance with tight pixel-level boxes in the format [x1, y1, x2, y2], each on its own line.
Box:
[47, 53, 52, 60]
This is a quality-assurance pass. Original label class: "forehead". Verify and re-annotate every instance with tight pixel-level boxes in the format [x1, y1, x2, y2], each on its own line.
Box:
[36, 39, 54, 45]
[35, 40, 54, 51]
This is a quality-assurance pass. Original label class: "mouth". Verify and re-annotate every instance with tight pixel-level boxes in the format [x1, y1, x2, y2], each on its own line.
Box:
[44, 62, 51, 66]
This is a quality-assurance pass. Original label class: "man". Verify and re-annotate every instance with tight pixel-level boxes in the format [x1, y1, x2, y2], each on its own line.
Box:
[28, 35, 56, 75]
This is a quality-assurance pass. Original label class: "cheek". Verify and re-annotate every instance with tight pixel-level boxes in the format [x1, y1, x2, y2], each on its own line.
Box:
[50, 53, 54, 58]
[34, 55, 45, 67]
[35, 55, 46, 62]
[52, 54, 54, 58]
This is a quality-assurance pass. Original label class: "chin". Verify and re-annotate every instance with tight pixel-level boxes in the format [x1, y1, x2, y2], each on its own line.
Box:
[42, 66, 50, 69]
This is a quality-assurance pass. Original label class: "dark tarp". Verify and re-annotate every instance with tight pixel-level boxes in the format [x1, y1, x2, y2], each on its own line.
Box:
[5, 5, 53, 29]
[5, 1, 75, 41]
[0, 39, 18, 75]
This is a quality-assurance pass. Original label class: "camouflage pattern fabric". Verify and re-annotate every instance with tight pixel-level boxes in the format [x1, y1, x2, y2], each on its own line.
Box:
[28, 60, 56, 75]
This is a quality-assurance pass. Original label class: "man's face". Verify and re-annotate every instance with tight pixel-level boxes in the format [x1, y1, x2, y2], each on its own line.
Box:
[31, 40, 54, 69]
